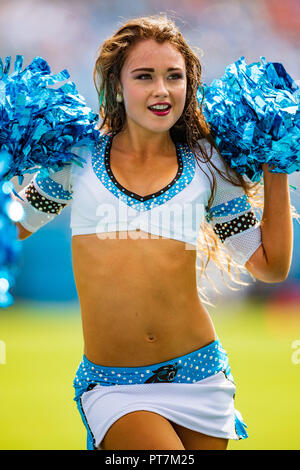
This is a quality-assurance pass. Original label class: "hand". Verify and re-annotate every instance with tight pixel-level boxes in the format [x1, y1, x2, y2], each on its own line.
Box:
[262, 162, 276, 172]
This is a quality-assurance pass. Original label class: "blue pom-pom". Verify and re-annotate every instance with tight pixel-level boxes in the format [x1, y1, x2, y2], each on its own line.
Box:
[0, 55, 100, 185]
[198, 56, 300, 182]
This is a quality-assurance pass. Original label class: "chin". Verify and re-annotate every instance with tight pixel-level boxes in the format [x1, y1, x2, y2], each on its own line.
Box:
[145, 120, 177, 134]
[128, 114, 177, 134]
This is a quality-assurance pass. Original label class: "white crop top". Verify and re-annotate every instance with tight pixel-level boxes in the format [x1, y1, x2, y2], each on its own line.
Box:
[16, 131, 262, 265]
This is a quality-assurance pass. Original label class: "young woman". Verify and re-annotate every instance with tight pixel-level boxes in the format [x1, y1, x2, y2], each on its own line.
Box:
[13, 15, 293, 450]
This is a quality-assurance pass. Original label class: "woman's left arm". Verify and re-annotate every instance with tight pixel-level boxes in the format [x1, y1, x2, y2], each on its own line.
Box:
[245, 163, 293, 283]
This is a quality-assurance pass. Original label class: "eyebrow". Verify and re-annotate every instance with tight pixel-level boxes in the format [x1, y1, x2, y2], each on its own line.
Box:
[130, 67, 183, 73]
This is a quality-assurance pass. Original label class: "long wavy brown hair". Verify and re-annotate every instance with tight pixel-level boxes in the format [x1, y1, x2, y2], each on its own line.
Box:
[93, 14, 298, 306]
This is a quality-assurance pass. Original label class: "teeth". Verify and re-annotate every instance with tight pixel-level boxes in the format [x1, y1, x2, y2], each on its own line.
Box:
[150, 105, 170, 110]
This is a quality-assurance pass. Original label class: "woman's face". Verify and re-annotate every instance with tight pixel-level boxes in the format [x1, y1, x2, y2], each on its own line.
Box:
[119, 39, 187, 135]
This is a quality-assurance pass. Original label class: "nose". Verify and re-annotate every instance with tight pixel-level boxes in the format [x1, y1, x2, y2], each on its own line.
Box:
[152, 77, 169, 98]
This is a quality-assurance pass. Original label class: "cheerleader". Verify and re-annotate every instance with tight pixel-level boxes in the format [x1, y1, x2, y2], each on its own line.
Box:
[13, 15, 295, 450]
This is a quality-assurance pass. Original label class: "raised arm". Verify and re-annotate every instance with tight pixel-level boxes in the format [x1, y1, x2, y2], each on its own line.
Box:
[205, 145, 293, 284]
[204, 144, 263, 271]
[245, 164, 293, 283]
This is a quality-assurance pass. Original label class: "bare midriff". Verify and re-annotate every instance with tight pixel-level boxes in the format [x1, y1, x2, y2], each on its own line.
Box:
[72, 231, 217, 367]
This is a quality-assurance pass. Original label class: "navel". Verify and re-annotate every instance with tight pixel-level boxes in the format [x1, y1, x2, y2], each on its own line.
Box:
[146, 333, 157, 342]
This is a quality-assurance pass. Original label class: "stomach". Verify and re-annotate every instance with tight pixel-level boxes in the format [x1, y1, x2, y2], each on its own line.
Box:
[71, 231, 216, 367]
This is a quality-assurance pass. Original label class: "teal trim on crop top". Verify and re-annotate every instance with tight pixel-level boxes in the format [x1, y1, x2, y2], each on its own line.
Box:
[92, 132, 196, 212]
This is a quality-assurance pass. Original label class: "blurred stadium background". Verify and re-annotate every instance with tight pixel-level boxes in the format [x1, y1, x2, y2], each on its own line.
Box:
[0, 0, 299, 450]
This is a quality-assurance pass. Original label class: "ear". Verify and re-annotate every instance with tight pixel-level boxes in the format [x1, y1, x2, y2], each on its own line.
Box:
[110, 73, 122, 94]
[116, 83, 123, 94]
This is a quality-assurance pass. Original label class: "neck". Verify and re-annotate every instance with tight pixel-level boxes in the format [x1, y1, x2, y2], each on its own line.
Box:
[113, 124, 175, 161]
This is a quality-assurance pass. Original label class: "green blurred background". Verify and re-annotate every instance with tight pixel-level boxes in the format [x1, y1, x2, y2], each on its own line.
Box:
[0, 299, 299, 450]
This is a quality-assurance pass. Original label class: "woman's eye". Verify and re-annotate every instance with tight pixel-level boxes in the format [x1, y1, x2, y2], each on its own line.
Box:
[135, 73, 184, 80]
[169, 74, 184, 80]
[136, 74, 151, 80]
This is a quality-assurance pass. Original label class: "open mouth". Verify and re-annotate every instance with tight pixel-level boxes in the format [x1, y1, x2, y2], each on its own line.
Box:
[148, 105, 172, 116]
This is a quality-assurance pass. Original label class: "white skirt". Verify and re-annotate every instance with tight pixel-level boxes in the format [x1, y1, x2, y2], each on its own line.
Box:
[73, 339, 248, 449]
[78, 373, 246, 449]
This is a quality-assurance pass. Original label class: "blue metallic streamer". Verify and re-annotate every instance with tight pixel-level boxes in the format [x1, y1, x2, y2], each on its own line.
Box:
[0, 55, 100, 186]
[199, 56, 300, 183]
